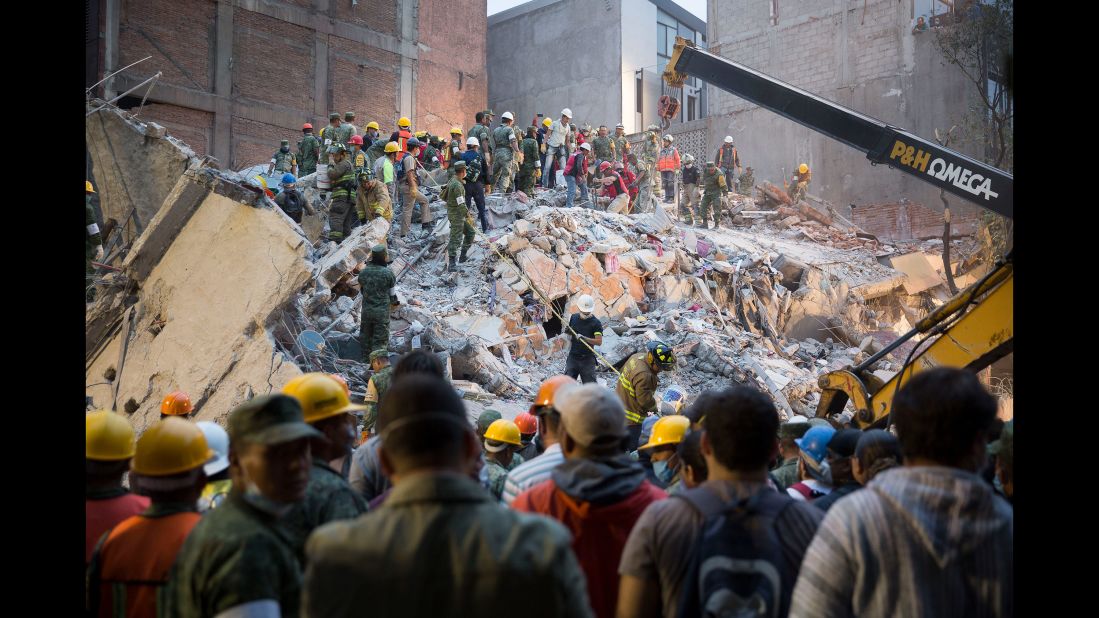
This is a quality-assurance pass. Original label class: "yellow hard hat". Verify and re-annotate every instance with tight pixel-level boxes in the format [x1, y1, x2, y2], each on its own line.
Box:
[87, 411, 138, 461]
[542, 118, 552, 127]
[450, 127, 463, 135]
[398, 117, 411, 128]
[799, 163, 809, 174]
[366, 121, 380, 130]
[484, 419, 523, 447]
[131, 417, 214, 476]
[86, 181, 95, 194]
[384, 141, 400, 153]
[282, 372, 368, 424]
[637, 415, 691, 450]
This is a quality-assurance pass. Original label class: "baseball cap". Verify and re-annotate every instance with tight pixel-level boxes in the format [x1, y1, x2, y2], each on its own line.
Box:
[827, 428, 861, 458]
[778, 416, 812, 439]
[228, 394, 322, 446]
[555, 384, 628, 447]
[477, 409, 502, 436]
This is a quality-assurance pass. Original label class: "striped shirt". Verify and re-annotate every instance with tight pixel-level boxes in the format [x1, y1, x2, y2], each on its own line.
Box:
[790, 466, 1013, 618]
[500, 443, 564, 506]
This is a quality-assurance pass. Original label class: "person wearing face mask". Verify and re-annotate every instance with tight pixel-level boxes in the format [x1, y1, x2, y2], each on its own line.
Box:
[168, 394, 320, 618]
[279, 373, 371, 563]
[810, 428, 862, 512]
[637, 415, 690, 490]
[564, 294, 602, 384]
[268, 139, 298, 177]
[786, 425, 836, 502]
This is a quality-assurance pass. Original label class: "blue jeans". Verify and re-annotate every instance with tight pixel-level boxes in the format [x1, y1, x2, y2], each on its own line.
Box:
[565, 174, 589, 208]
[543, 145, 567, 188]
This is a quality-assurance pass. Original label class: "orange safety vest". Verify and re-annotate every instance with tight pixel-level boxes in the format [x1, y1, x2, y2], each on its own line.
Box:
[396, 129, 412, 154]
[656, 148, 681, 172]
[94, 511, 201, 618]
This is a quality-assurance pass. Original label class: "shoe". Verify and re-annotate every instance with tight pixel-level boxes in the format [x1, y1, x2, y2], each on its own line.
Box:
[447, 256, 458, 272]
[459, 247, 470, 263]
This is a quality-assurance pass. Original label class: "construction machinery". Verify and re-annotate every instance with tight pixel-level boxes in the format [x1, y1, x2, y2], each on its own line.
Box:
[662, 37, 1013, 428]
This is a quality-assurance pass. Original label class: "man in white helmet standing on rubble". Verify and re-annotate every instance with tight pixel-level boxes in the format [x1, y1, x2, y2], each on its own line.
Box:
[564, 294, 603, 384]
[543, 108, 573, 189]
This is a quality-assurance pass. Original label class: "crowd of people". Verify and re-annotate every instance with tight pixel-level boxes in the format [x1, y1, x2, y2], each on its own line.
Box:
[86, 351, 1013, 617]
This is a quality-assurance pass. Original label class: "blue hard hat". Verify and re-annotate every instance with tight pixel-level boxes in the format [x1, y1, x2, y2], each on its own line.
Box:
[282, 173, 297, 185]
[795, 425, 836, 464]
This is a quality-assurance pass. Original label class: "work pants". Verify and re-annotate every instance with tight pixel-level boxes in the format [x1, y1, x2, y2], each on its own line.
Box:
[517, 167, 537, 196]
[607, 192, 630, 214]
[626, 423, 643, 453]
[465, 180, 488, 231]
[698, 191, 723, 227]
[328, 196, 356, 242]
[492, 152, 515, 193]
[398, 184, 432, 236]
[543, 145, 568, 188]
[447, 207, 476, 259]
[564, 355, 597, 385]
[359, 308, 390, 356]
[661, 171, 676, 202]
[564, 175, 589, 209]
[721, 167, 737, 189]
[680, 183, 699, 222]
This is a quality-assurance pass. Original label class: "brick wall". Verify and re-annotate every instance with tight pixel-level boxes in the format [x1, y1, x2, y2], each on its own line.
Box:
[333, 0, 399, 36]
[328, 36, 401, 126]
[233, 9, 314, 112]
[232, 117, 291, 170]
[135, 103, 214, 156]
[118, 0, 216, 91]
[851, 201, 979, 241]
[417, 0, 488, 138]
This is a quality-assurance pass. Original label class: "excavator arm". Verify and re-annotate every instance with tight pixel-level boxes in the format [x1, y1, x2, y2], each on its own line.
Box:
[663, 36, 1014, 428]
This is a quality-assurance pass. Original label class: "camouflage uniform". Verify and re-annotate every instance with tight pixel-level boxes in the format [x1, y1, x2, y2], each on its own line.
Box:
[445, 138, 463, 178]
[364, 138, 387, 168]
[334, 123, 355, 149]
[297, 133, 321, 176]
[771, 457, 799, 491]
[443, 173, 476, 261]
[517, 135, 540, 195]
[613, 133, 630, 162]
[326, 156, 356, 242]
[282, 458, 369, 563]
[318, 121, 342, 164]
[483, 454, 525, 501]
[591, 135, 615, 163]
[86, 195, 102, 301]
[736, 168, 755, 195]
[638, 131, 660, 206]
[421, 143, 441, 171]
[469, 123, 493, 155]
[491, 125, 517, 193]
[357, 261, 396, 355]
[271, 147, 296, 173]
[698, 165, 728, 228]
[362, 364, 392, 431]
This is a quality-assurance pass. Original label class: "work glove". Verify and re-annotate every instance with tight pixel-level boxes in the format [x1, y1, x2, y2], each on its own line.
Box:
[535, 169, 542, 180]
[540, 143, 547, 154]
[94, 245, 104, 261]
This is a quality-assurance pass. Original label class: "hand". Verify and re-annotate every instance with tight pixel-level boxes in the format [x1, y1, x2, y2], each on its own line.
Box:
[535, 169, 542, 179]
[94, 245, 104, 261]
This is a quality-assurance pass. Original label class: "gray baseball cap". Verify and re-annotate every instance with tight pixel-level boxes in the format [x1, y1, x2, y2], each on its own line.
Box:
[555, 384, 628, 447]
[228, 394, 321, 446]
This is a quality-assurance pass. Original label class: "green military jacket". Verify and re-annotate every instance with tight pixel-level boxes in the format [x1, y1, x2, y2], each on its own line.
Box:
[272, 149, 296, 172]
[334, 123, 354, 146]
[363, 366, 392, 428]
[484, 454, 525, 500]
[442, 176, 466, 212]
[422, 144, 441, 170]
[358, 263, 396, 311]
[520, 137, 539, 170]
[86, 196, 102, 257]
[771, 457, 799, 491]
[344, 122, 359, 138]
[298, 134, 320, 171]
[591, 136, 615, 161]
[167, 492, 303, 617]
[492, 125, 515, 157]
[613, 135, 629, 160]
[318, 124, 341, 164]
[469, 123, 493, 152]
[737, 170, 755, 194]
[302, 472, 594, 618]
[640, 134, 659, 166]
[282, 458, 369, 563]
[703, 166, 728, 194]
[365, 138, 387, 167]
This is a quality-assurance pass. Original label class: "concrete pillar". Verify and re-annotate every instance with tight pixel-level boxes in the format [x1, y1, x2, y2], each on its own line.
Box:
[104, 0, 120, 100]
[399, 0, 417, 121]
[213, 0, 234, 166]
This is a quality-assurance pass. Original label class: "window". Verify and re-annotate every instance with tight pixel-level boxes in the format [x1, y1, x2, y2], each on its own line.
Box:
[687, 95, 697, 121]
[658, 9, 677, 27]
[636, 73, 643, 114]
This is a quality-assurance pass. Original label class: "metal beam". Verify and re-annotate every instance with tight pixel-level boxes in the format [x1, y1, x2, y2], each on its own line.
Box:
[104, 0, 120, 100]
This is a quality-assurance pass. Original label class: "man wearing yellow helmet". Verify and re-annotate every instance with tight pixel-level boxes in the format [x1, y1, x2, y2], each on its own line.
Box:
[481, 418, 526, 500]
[86, 411, 149, 566]
[86, 181, 104, 302]
[789, 162, 811, 203]
[390, 116, 413, 153]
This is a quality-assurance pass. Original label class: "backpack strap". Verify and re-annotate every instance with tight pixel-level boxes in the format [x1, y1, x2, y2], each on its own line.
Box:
[787, 482, 814, 501]
[673, 485, 732, 519]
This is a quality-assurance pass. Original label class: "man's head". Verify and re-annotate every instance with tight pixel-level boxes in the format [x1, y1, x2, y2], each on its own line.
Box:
[302, 123, 313, 134]
[514, 411, 538, 445]
[370, 348, 390, 371]
[501, 111, 514, 125]
[542, 118, 552, 129]
[638, 415, 690, 470]
[576, 294, 596, 318]
[646, 341, 676, 373]
[329, 112, 341, 125]
[745, 166, 753, 174]
[228, 394, 321, 504]
[677, 430, 708, 488]
[853, 428, 901, 485]
[683, 153, 695, 166]
[580, 142, 592, 155]
[453, 160, 467, 179]
[466, 136, 479, 150]
[344, 111, 355, 123]
[529, 375, 577, 444]
[482, 418, 523, 465]
[598, 125, 608, 137]
[484, 109, 495, 122]
[86, 410, 138, 485]
[662, 135, 673, 145]
[160, 391, 194, 421]
[281, 173, 297, 190]
[407, 137, 422, 156]
[990, 419, 1013, 497]
[369, 243, 389, 265]
[893, 367, 998, 471]
[526, 125, 537, 138]
[916, 15, 926, 25]
[795, 425, 836, 484]
[561, 108, 572, 122]
[698, 386, 780, 476]
[130, 417, 212, 504]
[280, 139, 290, 152]
[476, 111, 485, 124]
[329, 144, 346, 161]
[778, 415, 811, 457]
[384, 141, 400, 159]
[706, 160, 716, 170]
[378, 374, 477, 479]
[825, 428, 861, 485]
[392, 349, 445, 380]
[724, 135, 734, 145]
[555, 383, 629, 459]
[615, 123, 625, 135]
[349, 134, 363, 150]
[476, 409, 503, 440]
[366, 121, 380, 137]
[398, 116, 412, 130]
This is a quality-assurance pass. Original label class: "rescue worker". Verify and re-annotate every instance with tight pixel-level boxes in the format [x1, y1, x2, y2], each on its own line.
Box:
[160, 390, 193, 420]
[626, 153, 650, 212]
[397, 137, 434, 239]
[638, 124, 661, 205]
[698, 160, 728, 229]
[363, 121, 381, 148]
[326, 143, 357, 243]
[267, 139, 297, 176]
[477, 410, 503, 441]
[789, 162, 812, 203]
[469, 111, 494, 181]
[680, 153, 700, 224]
[492, 111, 520, 193]
[86, 182, 103, 302]
[636, 414, 690, 490]
[543, 108, 572, 189]
[349, 134, 367, 174]
[281, 373, 370, 560]
[591, 125, 616, 167]
[343, 111, 358, 138]
[364, 122, 387, 165]
[390, 116, 413, 154]
[461, 137, 489, 232]
[563, 142, 592, 209]
[482, 419, 526, 500]
[358, 244, 397, 355]
[598, 160, 631, 214]
[612, 123, 630, 163]
[737, 165, 755, 195]
[656, 134, 681, 203]
[564, 294, 603, 383]
[297, 123, 321, 177]
[517, 126, 541, 195]
[618, 160, 638, 209]
[443, 160, 476, 272]
[499, 375, 578, 505]
[86, 411, 149, 567]
[87, 418, 211, 617]
[318, 112, 342, 165]
[616, 341, 676, 452]
[197, 421, 232, 512]
[415, 131, 442, 171]
[514, 411, 540, 461]
[362, 349, 392, 436]
[377, 141, 400, 205]
[772, 415, 811, 491]
[444, 127, 463, 175]
[715, 135, 741, 186]
[168, 394, 320, 617]
[357, 173, 393, 224]
[274, 174, 315, 224]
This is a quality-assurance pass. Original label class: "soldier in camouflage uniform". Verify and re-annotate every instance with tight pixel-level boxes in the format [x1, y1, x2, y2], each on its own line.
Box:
[297, 124, 321, 177]
[698, 161, 729, 229]
[318, 113, 342, 165]
[772, 417, 811, 491]
[326, 145, 357, 242]
[358, 244, 397, 355]
[491, 112, 520, 193]
[591, 125, 616, 168]
[469, 111, 494, 180]
[334, 115, 355, 150]
[343, 111, 359, 138]
[480, 418, 525, 501]
[736, 166, 755, 195]
[637, 125, 661, 208]
[268, 140, 297, 176]
[517, 126, 540, 195]
[361, 349, 392, 434]
[443, 161, 476, 272]
[86, 182, 103, 302]
[613, 123, 630, 163]
[167, 394, 320, 617]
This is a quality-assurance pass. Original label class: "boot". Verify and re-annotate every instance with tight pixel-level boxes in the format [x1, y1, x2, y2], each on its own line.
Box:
[447, 255, 458, 272]
[421, 221, 433, 238]
[459, 245, 470, 263]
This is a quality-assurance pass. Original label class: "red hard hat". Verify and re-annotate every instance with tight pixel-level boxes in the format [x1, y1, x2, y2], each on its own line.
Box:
[514, 411, 538, 435]
[599, 161, 613, 171]
[349, 134, 364, 145]
[302, 123, 313, 130]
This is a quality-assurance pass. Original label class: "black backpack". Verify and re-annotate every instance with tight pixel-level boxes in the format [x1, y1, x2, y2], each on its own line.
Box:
[676, 487, 796, 618]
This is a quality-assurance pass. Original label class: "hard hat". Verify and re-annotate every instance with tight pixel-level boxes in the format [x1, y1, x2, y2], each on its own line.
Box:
[501, 111, 514, 121]
[131, 417, 214, 477]
[580, 142, 592, 151]
[86, 181, 96, 194]
[349, 134, 364, 145]
[466, 136, 479, 147]
[398, 117, 411, 128]
[646, 341, 676, 369]
[637, 415, 690, 450]
[799, 163, 809, 174]
[615, 123, 624, 129]
[577, 294, 596, 313]
[281, 372, 368, 424]
[531, 375, 578, 413]
[450, 127, 463, 135]
[514, 412, 538, 435]
[86, 410, 137, 461]
[161, 391, 194, 417]
[724, 135, 734, 144]
[484, 419, 523, 448]
[561, 108, 572, 118]
[663, 134, 673, 142]
[329, 373, 351, 397]
[543, 118, 552, 127]
[302, 123, 313, 130]
[281, 173, 297, 185]
[384, 141, 400, 153]
[366, 121, 380, 130]
[196, 421, 230, 476]
[795, 425, 836, 463]
[598, 161, 612, 172]
[683, 154, 694, 163]
[414, 130, 428, 139]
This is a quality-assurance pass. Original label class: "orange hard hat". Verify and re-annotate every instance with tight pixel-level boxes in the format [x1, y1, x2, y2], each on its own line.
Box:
[160, 391, 194, 416]
[514, 411, 538, 435]
[349, 134, 364, 145]
[530, 375, 577, 414]
[302, 123, 313, 130]
[329, 373, 351, 397]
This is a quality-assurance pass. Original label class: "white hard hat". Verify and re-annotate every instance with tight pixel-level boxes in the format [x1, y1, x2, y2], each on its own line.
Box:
[615, 123, 624, 129]
[786, 415, 809, 425]
[561, 108, 572, 118]
[577, 294, 596, 313]
[724, 135, 734, 143]
[501, 111, 514, 120]
[196, 421, 230, 476]
[683, 153, 694, 163]
[580, 142, 591, 151]
[663, 134, 673, 142]
[466, 136, 479, 147]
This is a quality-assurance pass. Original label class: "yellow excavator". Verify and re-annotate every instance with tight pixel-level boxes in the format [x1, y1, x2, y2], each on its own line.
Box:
[663, 37, 1013, 428]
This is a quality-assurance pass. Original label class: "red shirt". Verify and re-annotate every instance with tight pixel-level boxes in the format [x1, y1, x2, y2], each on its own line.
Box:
[513, 478, 666, 618]
[86, 491, 151, 564]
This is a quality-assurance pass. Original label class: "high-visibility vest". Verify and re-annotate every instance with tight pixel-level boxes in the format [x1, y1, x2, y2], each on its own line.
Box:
[396, 129, 412, 153]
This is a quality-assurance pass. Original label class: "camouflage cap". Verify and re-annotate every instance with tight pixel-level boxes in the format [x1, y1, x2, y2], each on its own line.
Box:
[329, 112, 340, 120]
[371, 243, 388, 255]
[477, 409, 503, 436]
[345, 111, 356, 118]
[483, 109, 495, 116]
[280, 139, 289, 145]
[369, 349, 389, 363]
[778, 419, 812, 439]
[452, 160, 467, 171]
[228, 394, 321, 446]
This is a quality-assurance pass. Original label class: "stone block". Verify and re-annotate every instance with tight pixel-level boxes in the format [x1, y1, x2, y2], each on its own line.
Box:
[514, 219, 535, 236]
[559, 253, 575, 268]
[531, 236, 553, 252]
[555, 238, 569, 256]
[506, 235, 530, 255]
[145, 122, 167, 138]
[515, 248, 569, 299]
[606, 293, 641, 320]
[567, 269, 586, 294]
[580, 251, 605, 280]
[597, 276, 626, 304]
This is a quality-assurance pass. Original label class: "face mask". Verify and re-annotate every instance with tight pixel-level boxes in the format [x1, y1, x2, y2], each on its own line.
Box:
[281, 146, 289, 153]
[653, 460, 678, 485]
[579, 312, 592, 319]
[240, 478, 293, 518]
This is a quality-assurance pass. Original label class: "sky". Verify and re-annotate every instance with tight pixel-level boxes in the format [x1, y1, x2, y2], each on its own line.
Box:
[487, 0, 707, 21]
